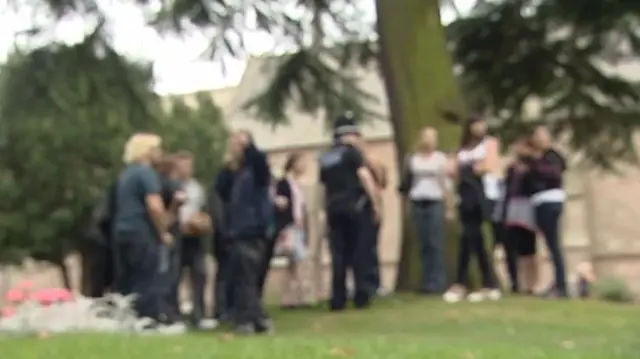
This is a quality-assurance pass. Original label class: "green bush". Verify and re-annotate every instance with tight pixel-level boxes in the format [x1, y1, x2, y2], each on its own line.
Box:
[593, 277, 635, 303]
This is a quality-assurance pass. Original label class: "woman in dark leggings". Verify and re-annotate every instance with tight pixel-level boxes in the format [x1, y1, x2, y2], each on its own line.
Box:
[443, 116, 501, 303]
[503, 137, 538, 295]
[529, 125, 567, 298]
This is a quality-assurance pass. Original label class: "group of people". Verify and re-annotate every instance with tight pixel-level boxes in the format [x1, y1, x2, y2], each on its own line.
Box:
[87, 121, 388, 335]
[85, 111, 568, 335]
[400, 116, 568, 302]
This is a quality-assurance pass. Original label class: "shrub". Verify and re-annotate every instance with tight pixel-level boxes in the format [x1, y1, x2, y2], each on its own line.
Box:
[593, 277, 635, 303]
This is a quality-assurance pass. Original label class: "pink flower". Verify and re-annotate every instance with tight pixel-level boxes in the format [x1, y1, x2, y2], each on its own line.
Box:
[34, 288, 74, 305]
[5, 289, 26, 304]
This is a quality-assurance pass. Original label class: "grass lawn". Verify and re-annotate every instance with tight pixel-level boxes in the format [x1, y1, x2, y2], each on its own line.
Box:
[2, 296, 640, 359]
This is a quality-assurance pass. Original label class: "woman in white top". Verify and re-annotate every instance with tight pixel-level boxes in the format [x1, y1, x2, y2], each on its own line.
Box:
[399, 127, 450, 294]
[443, 116, 502, 303]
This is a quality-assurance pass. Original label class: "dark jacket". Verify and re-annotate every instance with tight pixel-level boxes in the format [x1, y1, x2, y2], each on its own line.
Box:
[528, 148, 566, 194]
[274, 178, 293, 234]
[225, 143, 273, 238]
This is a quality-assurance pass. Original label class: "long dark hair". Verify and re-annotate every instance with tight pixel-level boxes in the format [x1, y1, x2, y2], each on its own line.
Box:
[460, 115, 486, 149]
[283, 152, 301, 174]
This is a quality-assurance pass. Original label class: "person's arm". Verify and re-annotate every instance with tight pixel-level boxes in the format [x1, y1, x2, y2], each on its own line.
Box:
[141, 168, 168, 239]
[445, 153, 459, 179]
[274, 179, 291, 210]
[436, 153, 453, 206]
[243, 142, 271, 187]
[474, 136, 500, 174]
[347, 146, 381, 212]
[533, 150, 566, 179]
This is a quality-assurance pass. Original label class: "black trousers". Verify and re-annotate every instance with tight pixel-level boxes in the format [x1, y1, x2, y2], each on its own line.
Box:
[84, 240, 114, 298]
[258, 232, 278, 299]
[456, 209, 496, 289]
[113, 232, 161, 320]
[327, 210, 371, 310]
[229, 236, 267, 325]
[535, 202, 567, 293]
[493, 222, 520, 293]
[213, 232, 234, 321]
[180, 237, 207, 325]
[363, 213, 381, 294]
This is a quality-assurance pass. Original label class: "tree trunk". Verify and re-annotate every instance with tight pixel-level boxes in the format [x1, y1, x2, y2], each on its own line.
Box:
[57, 259, 72, 290]
[376, 0, 465, 291]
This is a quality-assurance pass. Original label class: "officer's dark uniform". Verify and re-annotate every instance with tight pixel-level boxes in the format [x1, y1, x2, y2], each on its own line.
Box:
[319, 116, 372, 310]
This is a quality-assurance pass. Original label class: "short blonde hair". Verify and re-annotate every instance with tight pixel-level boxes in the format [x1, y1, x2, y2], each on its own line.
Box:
[123, 133, 162, 164]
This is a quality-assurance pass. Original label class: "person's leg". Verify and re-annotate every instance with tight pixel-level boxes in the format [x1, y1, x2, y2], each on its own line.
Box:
[444, 211, 473, 302]
[280, 261, 296, 307]
[425, 202, 447, 293]
[126, 240, 161, 321]
[258, 232, 277, 299]
[213, 233, 231, 321]
[184, 239, 207, 327]
[360, 207, 380, 296]
[471, 219, 495, 290]
[455, 214, 473, 287]
[412, 203, 433, 293]
[327, 213, 348, 311]
[536, 203, 567, 296]
[370, 221, 382, 292]
[497, 222, 520, 293]
[515, 227, 538, 294]
[230, 237, 266, 333]
[351, 211, 371, 309]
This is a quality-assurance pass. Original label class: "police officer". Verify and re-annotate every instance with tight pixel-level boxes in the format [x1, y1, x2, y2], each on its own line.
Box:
[318, 113, 381, 311]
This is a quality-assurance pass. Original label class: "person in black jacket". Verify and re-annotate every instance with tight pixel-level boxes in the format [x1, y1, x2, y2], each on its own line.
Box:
[499, 137, 537, 295]
[529, 125, 568, 298]
[319, 113, 381, 311]
[224, 130, 274, 334]
[211, 157, 239, 323]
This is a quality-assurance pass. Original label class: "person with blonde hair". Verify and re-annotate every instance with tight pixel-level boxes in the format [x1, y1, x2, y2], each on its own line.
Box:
[399, 126, 449, 295]
[113, 132, 171, 328]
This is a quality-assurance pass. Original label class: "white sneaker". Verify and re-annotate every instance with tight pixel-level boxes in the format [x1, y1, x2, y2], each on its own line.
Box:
[156, 322, 188, 335]
[467, 291, 486, 303]
[468, 289, 502, 302]
[199, 319, 219, 330]
[487, 289, 502, 301]
[443, 290, 464, 303]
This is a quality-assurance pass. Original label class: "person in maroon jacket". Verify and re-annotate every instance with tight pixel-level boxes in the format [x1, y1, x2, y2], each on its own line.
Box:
[528, 125, 568, 298]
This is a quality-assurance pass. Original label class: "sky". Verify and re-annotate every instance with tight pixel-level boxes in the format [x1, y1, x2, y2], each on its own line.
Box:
[0, 0, 474, 95]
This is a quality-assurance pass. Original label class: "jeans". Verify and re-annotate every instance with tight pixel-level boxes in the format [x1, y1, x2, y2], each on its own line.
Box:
[326, 210, 371, 310]
[159, 243, 181, 324]
[456, 209, 496, 288]
[535, 202, 566, 293]
[180, 237, 207, 325]
[411, 200, 446, 292]
[113, 231, 161, 320]
[229, 236, 267, 325]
